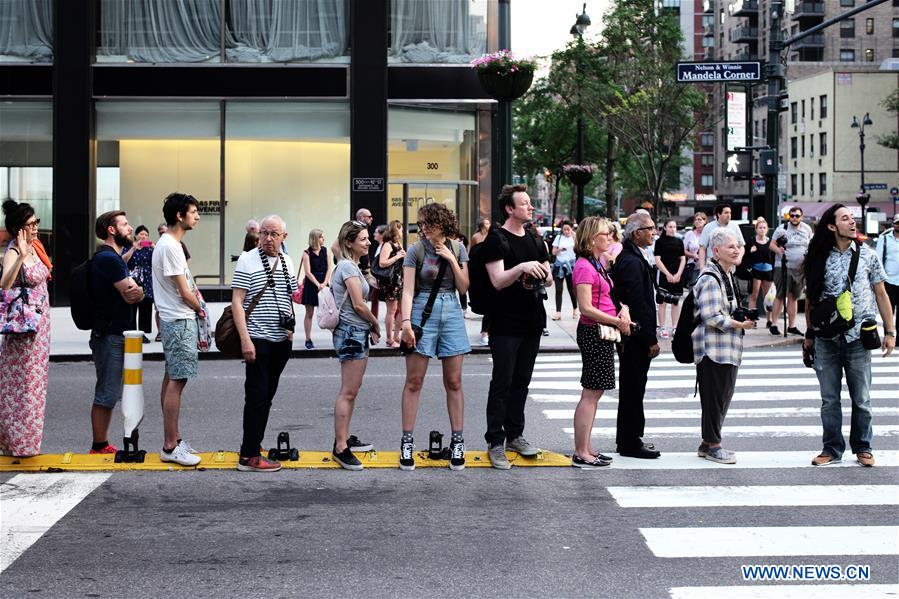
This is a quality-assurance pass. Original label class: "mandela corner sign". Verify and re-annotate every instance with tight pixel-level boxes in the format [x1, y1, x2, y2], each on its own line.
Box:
[677, 61, 761, 83]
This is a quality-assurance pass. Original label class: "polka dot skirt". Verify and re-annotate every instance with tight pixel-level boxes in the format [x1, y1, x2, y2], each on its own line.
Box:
[576, 323, 616, 391]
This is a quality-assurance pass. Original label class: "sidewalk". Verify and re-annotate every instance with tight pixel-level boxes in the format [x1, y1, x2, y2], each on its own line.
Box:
[48, 293, 800, 361]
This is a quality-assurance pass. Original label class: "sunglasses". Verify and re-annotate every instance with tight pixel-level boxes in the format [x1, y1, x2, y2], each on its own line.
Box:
[789, 213, 801, 218]
[351, 220, 367, 228]
[25, 218, 41, 227]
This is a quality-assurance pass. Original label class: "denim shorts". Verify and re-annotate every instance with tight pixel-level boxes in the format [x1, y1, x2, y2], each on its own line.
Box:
[90, 333, 125, 408]
[410, 291, 471, 359]
[160, 318, 198, 380]
[333, 323, 370, 363]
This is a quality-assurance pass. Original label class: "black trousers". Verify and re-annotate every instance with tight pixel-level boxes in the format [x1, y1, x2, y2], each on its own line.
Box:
[616, 339, 652, 450]
[485, 333, 541, 447]
[137, 297, 154, 334]
[697, 356, 738, 444]
[886, 282, 899, 321]
[240, 338, 292, 458]
[555, 273, 576, 312]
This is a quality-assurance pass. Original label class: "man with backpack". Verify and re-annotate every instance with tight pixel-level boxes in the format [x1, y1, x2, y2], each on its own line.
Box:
[475, 184, 551, 469]
[89, 211, 144, 455]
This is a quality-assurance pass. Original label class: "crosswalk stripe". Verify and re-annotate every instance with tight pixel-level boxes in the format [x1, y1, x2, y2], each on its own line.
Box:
[532, 366, 897, 378]
[0, 473, 110, 573]
[565, 451, 899, 469]
[608, 485, 899, 508]
[530, 390, 899, 403]
[669, 584, 898, 599]
[543, 407, 899, 419]
[563, 425, 899, 437]
[532, 377, 898, 390]
[535, 350, 822, 362]
[639, 526, 899, 557]
[534, 357, 899, 369]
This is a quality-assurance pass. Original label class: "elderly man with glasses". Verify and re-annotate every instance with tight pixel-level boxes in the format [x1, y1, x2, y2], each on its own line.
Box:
[610, 212, 662, 459]
[769, 206, 813, 336]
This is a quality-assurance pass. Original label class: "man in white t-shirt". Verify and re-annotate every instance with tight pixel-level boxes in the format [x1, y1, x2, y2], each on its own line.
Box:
[769, 206, 813, 336]
[151, 192, 203, 467]
[698, 204, 745, 270]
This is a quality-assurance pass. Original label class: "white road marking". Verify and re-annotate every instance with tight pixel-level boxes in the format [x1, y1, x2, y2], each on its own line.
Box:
[0, 473, 110, 573]
[669, 584, 898, 599]
[531, 377, 898, 390]
[640, 526, 899, 557]
[563, 451, 899, 469]
[563, 424, 899, 437]
[531, 366, 897, 378]
[535, 350, 822, 362]
[530, 389, 899, 403]
[608, 485, 899, 508]
[533, 357, 899, 370]
[542, 406, 899, 419]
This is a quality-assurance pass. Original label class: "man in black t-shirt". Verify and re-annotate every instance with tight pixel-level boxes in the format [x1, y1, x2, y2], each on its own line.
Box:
[89, 211, 144, 455]
[481, 184, 552, 469]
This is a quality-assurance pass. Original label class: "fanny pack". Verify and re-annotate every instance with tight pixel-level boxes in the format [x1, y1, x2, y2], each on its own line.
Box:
[809, 243, 859, 339]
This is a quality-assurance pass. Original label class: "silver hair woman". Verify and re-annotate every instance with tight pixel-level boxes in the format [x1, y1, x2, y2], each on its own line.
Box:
[691, 227, 755, 465]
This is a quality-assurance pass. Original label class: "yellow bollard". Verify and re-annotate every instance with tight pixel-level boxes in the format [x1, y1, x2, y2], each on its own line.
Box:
[117, 330, 146, 462]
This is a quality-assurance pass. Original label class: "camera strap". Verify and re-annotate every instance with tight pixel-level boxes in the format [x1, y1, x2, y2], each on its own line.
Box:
[258, 247, 295, 319]
[417, 258, 449, 331]
[589, 258, 621, 313]
[711, 260, 740, 308]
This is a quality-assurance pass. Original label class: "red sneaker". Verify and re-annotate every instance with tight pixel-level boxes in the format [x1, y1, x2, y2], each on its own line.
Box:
[237, 455, 282, 472]
[89, 443, 118, 454]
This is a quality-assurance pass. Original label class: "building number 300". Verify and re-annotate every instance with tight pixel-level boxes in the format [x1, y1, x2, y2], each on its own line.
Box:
[426, 162, 439, 170]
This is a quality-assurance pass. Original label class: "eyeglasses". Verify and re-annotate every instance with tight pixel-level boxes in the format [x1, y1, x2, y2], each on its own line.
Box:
[636, 226, 655, 232]
[259, 230, 282, 239]
[789, 213, 802, 218]
[25, 218, 40, 228]
[416, 221, 430, 229]
[360, 214, 373, 220]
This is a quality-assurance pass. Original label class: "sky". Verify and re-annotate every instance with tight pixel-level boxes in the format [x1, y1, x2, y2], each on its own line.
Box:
[510, 0, 612, 67]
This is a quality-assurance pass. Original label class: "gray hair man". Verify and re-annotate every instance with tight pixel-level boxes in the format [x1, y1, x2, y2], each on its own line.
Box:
[610, 212, 662, 459]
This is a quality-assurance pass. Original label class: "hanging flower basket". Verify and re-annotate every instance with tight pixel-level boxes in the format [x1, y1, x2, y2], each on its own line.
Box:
[471, 50, 536, 101]
[563, 164, 596, 186]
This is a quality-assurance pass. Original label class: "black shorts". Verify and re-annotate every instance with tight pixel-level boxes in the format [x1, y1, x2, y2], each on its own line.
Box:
[752, 269, 774, 282]
[576, 323, 616, 391]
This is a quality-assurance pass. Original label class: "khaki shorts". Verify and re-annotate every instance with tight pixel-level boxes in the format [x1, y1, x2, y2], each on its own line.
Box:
[774, 267, 804, 300]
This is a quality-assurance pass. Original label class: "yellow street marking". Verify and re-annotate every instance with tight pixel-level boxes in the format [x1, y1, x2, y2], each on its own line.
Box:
[0, 450, 572, 472]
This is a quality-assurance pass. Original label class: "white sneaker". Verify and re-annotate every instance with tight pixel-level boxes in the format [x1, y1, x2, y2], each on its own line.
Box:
[178, 439, 199, 454]
[160, 443, 201, 466]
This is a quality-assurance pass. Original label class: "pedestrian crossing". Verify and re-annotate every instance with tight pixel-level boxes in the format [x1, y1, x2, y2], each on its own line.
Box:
[531, 348, 899, 597]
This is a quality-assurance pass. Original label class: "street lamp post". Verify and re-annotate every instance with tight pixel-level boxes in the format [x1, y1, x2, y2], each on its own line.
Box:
[570, 3, 590, 223]
[851, 112, 873, 231]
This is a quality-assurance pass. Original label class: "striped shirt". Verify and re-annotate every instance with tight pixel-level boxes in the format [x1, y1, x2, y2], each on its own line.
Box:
[691, 263, 743, 366]
[232, 249, 298, 342]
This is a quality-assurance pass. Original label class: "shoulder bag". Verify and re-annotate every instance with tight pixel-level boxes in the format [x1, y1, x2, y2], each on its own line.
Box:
[809, 242, 860, 339]
[214, 252, 278, 358]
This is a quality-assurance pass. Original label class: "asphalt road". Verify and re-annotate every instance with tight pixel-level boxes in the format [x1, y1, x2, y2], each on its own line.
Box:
[2, 349, 897, 598]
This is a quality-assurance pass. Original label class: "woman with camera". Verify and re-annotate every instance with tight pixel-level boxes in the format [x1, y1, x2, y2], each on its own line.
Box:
[692, 228, 755, 464]
[397, 203, 469, 471]
[129, 225, 156, 342]
[571, 217, 631, 468]
[654, 219, 685, 338]
[330, 220, 381, 470]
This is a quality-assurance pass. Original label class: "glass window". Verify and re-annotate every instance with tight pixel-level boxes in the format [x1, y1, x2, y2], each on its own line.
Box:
[96, 101, 222, 282]
[819, 94, 827, 119]
[790, 174, 797, 195]
[800, 173, 804, 196]
[0, 102, 53, 248]
[810, 100, 814, 121]
[840, 49, 855, 62]
[809, 134, 814, 156]
[389, 0, 487, 64]
[840, 0, 854, 6]
[819, 173, 826, 196]
[894, 47, 899, 59]
[225, 102, 350, 282]
[841, 19, 855, 39]
[865, 48, 874, 62]
[820, 132, 827, 156]
[701, 154, 714, 167]
[790, 102, 797, 124]
[866, 18, 874, 35]
[809, 173, 814, 196]
[701, 133, 714, 147]
[700, 175, 713, 187]
[801, 135, 805, 158]
[894, 19, 899, 38]
[97, 0, 349, 63]
[800, 99, 805, 119]
[791, 136, 797, 159]
[0, 1, 53, 62]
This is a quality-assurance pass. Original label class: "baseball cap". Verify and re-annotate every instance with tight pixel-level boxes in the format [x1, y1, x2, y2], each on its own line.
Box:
[892, 214, 899, 224]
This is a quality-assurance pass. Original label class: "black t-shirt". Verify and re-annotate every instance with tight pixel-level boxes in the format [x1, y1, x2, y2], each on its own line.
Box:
[480, 227, 549, 335]
[654, 234, 685, 275]
[749, 239, 774, 267]
[91, 245, 137, 335]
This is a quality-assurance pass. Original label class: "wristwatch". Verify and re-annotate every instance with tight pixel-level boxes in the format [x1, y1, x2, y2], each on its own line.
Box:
[886, 330, 897, 338]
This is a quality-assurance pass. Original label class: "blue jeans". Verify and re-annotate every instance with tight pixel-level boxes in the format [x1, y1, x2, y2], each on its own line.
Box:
[410, 291, 470, 359]
[90, 333, 125, 408]
[813, 336, 873, 458]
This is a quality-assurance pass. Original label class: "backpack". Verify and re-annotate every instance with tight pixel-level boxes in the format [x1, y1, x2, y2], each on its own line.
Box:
[316, 285, 341, 330]
[468, 228, 544, 315]
[70, 256, 96, 330]
[671, 271, 722, 364]
[369, 243, 392, 280]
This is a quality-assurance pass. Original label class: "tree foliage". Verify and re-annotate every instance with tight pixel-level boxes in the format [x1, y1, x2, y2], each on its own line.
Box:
[876, 87, 899, 150]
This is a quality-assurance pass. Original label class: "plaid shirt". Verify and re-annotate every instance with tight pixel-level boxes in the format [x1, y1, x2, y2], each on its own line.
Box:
[691, 263, 743, 366]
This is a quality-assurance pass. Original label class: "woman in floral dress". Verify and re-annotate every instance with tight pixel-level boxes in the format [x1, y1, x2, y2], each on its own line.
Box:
[0, 200, 51, 457]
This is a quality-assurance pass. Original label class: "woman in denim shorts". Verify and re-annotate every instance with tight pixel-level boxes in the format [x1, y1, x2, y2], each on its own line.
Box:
[330, 221, 381, 471]
[397, 204, 470, 471]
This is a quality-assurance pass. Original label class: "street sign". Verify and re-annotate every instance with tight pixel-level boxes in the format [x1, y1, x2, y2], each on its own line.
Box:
[676, 61, 761, 83]
[890, 187, 898, 196]
[724, 151, 752, 178]
[863, 183, 887, 190]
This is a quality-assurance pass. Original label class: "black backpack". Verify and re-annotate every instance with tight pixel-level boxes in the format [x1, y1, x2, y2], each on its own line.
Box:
[671, 271, 722, 364]
[467, 232, 506, 315]
[69, 256, 96, 330]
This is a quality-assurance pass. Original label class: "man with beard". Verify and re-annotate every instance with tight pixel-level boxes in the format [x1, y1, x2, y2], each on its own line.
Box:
[89, 211, 144, 454]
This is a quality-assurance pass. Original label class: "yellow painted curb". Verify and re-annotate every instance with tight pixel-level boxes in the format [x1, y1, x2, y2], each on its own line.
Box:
[0, 450, 572, 472]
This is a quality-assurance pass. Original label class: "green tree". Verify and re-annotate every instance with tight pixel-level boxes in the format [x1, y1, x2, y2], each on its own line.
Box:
[876, 88, 899, 150]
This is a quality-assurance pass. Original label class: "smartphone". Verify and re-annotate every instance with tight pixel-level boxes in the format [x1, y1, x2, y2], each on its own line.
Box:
[139, 240, 152, 248]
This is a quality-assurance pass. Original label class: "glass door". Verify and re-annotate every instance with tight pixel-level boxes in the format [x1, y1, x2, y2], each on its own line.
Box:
[388, 180, 477, 247]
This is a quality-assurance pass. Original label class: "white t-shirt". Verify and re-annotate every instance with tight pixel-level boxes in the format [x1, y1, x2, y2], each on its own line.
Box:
[698, 220, 745, 253]
[552, 233, 576, 263]
[152, 233, 196, 321]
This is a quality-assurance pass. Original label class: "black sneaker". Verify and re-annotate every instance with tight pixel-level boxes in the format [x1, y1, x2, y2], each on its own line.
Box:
[769, 325, 781, 336]
[787, 327, 804, 336]
[332, 443, 363, 471]
[347, 435, 373, 453]
[449, 438, 465, 471]
[399, 439, 415, 471]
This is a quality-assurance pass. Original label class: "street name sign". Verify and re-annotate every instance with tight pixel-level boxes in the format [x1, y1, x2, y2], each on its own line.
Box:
[863, 183, 887, 191]
[677, 61, 761, 83]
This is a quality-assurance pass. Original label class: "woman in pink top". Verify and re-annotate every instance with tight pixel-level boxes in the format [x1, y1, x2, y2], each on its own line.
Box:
[570, 217, 632, 468]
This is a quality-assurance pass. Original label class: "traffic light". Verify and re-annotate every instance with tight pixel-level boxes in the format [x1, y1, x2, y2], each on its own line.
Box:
[724, 151, 752, 179]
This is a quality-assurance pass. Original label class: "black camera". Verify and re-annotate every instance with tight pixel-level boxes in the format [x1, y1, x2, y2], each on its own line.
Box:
[731, 307, 756, 322]
[279, 314, 296, 332]
[775, 235, 788, 248]
[522, 273, 548, 300]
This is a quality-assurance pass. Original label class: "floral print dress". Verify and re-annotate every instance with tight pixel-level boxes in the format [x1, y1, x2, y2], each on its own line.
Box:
[0, 260, 51, 456]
